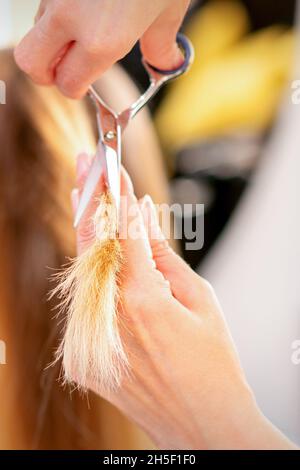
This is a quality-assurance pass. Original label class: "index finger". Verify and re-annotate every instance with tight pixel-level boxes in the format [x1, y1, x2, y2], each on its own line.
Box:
[14, 9, 71, 85]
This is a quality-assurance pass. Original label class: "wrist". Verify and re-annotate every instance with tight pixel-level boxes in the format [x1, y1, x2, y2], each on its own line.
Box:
[201, 381, 294, 450]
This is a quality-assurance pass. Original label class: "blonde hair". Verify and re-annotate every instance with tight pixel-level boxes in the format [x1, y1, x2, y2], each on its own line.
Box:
[53, 191, 127, 392]
[0, 49, 148, 449]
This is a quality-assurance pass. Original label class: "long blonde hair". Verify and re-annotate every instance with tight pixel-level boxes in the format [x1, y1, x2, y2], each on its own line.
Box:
[0, 49, 148, 450]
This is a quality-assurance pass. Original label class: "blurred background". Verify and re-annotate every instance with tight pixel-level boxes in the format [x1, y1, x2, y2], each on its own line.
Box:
[1, 0, 299, 448]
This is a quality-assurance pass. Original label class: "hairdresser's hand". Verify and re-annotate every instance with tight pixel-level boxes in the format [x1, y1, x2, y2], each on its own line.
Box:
[14, 0, 190, 99]
[72, 154, 295, 450]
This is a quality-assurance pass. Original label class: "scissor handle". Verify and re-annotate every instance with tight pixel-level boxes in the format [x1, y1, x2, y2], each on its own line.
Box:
[118, 33, 194, 125]
[144, 33, 194, 77]
[78, 34, 194, 228]
[89, 34, 194, 129]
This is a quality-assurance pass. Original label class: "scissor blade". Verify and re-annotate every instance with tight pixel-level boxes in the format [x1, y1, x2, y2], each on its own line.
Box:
[73, 141, 106, 228]
[106, 145, 120, 216]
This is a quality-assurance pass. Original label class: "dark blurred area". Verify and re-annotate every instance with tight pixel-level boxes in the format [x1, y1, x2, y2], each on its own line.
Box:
[121, 0, 296, 268]
[122, 0, 296, 101]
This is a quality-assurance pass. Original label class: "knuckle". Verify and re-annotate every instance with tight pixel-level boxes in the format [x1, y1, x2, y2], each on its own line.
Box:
[123, 284, 145, 314]
[48, 8, 65, 30]
[81, 34, 105, 57]
[122, 279, 170, 330]
[82, 30, 125, 59]
[50, 0, 68, 21]
[122, 286, 155, 328]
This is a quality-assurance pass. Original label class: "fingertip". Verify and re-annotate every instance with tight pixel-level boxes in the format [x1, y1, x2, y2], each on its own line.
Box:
[141, 39, 184, 72]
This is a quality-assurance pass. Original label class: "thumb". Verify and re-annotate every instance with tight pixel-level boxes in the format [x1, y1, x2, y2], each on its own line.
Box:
[140, 0, 190, 70]
[139, 195, 209, 313]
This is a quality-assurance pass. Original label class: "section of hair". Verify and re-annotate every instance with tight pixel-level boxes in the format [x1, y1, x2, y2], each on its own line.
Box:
[52, 191, 127, 392]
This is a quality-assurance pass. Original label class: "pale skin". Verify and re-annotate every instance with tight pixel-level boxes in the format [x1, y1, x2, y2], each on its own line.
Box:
[14, 0, 190, 99]
[72, 153, 297, 450]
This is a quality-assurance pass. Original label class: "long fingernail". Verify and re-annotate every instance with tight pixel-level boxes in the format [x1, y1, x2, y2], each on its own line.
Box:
[71, 188, 79, 214]
[142, 195, 158, 221]
[141, 195, 165, 240]
[76, 153, 89, 179]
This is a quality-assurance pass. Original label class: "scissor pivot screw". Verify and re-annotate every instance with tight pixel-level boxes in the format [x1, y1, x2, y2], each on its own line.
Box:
[105, 131, 117, 141]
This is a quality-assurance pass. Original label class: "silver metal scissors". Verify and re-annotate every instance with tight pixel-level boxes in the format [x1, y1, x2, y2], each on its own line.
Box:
[74, 33, 194, 228]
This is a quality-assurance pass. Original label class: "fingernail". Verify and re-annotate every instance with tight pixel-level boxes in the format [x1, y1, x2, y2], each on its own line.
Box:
[76, 153, 89, 179]
[142, 195, 158, 222]
[140, 195, 165, 241]
[71, 188, 79, 214]
[173, 43, 185, 68]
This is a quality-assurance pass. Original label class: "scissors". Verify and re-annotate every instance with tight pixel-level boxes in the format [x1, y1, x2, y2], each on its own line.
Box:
[74, 33, 194, 229]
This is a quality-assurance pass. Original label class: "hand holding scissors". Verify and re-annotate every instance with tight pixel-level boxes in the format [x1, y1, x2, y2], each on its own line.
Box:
[74, 34, 194, 228]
